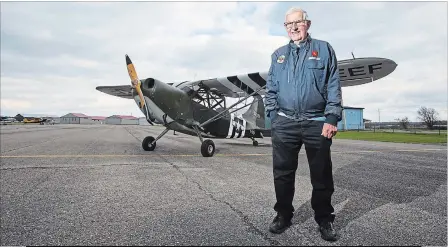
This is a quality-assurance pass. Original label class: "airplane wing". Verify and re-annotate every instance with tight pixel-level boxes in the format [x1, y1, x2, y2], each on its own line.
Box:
[338, 57, 397, 87]
[96, 57, 396, 99]
[173, 72, 268, 98]
[95, 85, 134, 99]
[173, 57, 396, 97]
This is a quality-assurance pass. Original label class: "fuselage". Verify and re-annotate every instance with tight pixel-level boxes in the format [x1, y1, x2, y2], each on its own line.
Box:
[133, 78, 249, 139]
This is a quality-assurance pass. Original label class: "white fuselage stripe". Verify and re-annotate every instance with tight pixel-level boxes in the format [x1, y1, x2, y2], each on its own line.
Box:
[237, 74, 262, 92]
[217, 77, 244, 94]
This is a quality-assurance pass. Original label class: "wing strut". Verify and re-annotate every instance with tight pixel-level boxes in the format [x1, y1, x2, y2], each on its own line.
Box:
[218, 97, 262, 121]
[200, 96, 263, 128]
[199, 85, 266, 128]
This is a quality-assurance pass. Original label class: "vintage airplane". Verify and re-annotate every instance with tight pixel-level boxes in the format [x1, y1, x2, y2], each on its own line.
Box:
[96, 53, 397, 157]
[23, 117, 44, 124]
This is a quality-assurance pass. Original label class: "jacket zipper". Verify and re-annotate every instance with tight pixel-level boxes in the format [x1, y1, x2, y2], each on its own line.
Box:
[300, 44, 310, 120]
[295, 49, 299, 119]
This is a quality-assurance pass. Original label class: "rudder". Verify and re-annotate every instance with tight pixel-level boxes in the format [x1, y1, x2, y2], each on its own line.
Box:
[242, 94, 265, 130]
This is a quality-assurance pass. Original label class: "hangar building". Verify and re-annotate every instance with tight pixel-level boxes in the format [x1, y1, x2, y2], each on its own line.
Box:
[337, 106, 365, 130]
[60, 113, 91, 124]
[105, 115, 139, 125]
[263, 106, 365, 131]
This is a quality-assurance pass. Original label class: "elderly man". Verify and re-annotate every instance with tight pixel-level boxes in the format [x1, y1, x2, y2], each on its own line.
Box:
[265, 7, 342, 241]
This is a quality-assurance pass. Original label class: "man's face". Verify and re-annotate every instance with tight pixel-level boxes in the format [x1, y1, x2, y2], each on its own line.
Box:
[285, 11, 310, 41]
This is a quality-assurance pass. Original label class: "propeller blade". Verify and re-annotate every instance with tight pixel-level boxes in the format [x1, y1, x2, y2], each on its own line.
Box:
[126, 54, 145, 109]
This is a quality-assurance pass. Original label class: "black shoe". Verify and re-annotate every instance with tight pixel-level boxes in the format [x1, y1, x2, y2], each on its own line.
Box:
[269, 213, 292, 234]
[318, 222, 338, 241]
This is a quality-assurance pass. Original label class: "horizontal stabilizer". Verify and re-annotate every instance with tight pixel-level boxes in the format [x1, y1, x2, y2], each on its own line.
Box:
[96, 85, 134, 99]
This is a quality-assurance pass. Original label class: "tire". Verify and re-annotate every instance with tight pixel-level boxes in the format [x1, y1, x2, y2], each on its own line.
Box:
[142, 136, 156, 151]
[201, 139, 215, 157]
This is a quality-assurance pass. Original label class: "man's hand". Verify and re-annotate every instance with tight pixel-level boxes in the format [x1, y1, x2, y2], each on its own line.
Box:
[322, 123, 338, 139]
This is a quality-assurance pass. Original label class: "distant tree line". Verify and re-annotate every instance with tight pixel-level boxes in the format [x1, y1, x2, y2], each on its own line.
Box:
[394, 106, 445, 130]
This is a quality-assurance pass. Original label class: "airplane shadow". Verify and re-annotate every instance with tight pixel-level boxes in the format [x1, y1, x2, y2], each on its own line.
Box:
[291, 153, 446, 231]
[291, 189, 387, 231]
[224, 142, 272, 148]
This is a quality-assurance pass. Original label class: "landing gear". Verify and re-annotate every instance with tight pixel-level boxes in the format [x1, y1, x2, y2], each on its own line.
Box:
[250, 136, 258, 146]
[201, 139, 215, 157]
[142, 136, 156, 151]
[142, 128, 169, 151]
[193, 125, 215, 157]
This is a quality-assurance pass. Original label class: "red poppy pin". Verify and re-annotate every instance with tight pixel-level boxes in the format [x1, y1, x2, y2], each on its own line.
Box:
[312, 50, 318, 57]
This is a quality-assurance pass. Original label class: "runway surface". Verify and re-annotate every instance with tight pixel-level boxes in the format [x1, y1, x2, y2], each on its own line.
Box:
[1, 124, 446, 246]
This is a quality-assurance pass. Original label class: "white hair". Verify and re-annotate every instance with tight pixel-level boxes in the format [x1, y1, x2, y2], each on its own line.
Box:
[285, 7, 310, 21]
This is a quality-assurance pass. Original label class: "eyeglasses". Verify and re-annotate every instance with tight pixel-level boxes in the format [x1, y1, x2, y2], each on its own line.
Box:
[284, 20, 308, 29]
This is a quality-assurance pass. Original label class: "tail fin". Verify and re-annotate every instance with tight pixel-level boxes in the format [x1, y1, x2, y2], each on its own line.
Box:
[242, 94, 265, 130]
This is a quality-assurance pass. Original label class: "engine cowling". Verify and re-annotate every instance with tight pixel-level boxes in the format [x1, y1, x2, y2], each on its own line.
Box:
[139, 78, 194, 125]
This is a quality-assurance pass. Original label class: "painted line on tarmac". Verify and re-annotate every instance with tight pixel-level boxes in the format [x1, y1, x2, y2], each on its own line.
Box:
[0, 148, 445, 158]
[394, 149, 446, 152]
[0, 153, 267, 158]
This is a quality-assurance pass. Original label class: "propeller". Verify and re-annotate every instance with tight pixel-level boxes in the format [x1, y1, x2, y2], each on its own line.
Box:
[126, 54, 145, 109]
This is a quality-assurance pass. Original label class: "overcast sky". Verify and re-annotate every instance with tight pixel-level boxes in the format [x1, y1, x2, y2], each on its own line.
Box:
[1, 1, 447, 122]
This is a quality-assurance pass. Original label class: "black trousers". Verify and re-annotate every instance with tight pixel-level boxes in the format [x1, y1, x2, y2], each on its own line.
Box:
[271, 115, 335, 224]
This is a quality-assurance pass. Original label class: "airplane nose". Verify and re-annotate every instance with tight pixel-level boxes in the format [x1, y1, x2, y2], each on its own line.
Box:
[145, 78, 155, 89]
[140, 78, 160, 99]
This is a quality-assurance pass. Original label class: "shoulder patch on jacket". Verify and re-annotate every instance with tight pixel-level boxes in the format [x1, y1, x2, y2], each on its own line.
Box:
[277, 55, 285, 63]
[272, 44, 289, 63]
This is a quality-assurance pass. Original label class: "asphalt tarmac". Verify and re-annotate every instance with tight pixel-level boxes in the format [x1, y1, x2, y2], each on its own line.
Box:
[1, 124, 446, 246]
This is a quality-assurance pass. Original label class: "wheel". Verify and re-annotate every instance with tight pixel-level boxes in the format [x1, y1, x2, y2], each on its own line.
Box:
[200, 139, 215, 157]
[142, 136, 156, 151]
[253, 140, 258, 146]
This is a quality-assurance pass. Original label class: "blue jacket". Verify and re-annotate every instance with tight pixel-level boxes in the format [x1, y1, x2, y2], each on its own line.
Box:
[265, 35, 343, 126]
